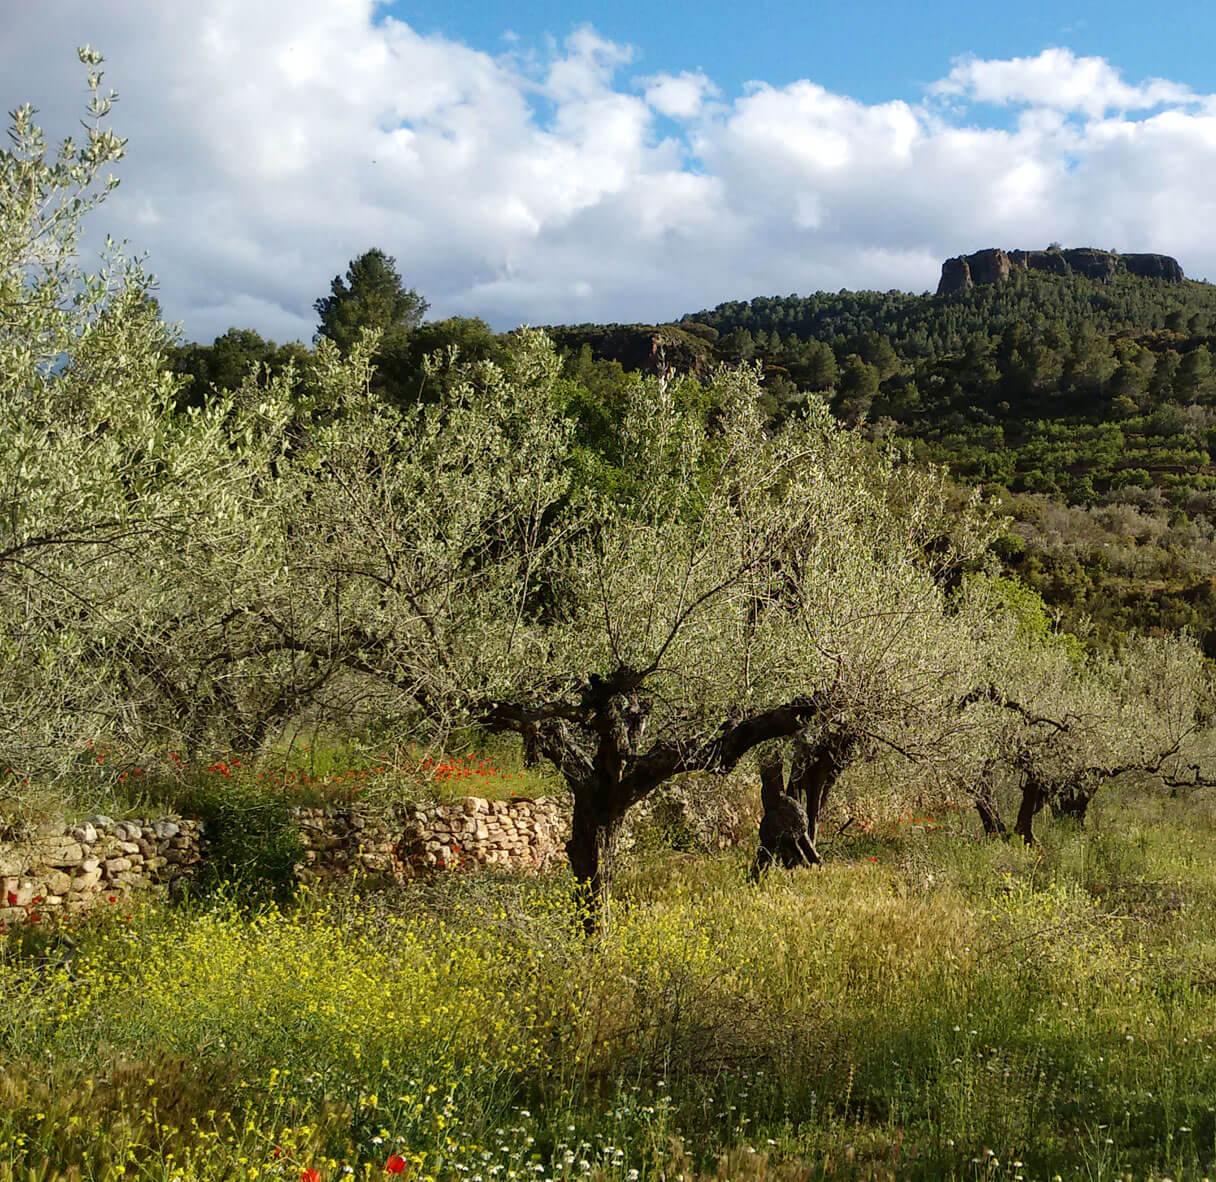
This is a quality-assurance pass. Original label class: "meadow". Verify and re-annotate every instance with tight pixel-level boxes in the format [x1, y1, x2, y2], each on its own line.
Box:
[5, 781, 1216, 1182]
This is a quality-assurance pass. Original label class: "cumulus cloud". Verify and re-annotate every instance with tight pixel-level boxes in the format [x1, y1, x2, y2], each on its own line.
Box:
[933, 48, 1195, 118]
[4, 5, 1216, 342]
[643, 71, 717, 119]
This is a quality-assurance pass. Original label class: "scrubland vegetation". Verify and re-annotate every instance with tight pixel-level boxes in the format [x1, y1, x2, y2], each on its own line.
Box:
[9, 53, 1216, 1181]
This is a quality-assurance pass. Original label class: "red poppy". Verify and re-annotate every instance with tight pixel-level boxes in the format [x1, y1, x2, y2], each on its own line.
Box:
[6, 891, 16, 907]
[108, 896, 117, 903]
[868, 856, 878, 862]
[301, 1169, 321, 1182]
[385, 1156, 407, 1174]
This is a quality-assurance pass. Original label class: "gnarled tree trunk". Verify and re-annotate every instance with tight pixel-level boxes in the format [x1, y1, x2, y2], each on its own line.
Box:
[1013, 776, 1047, 845]
[790, 729, 855, 847]
[1050, 782, 1093, 825]
[566, 785, 628, 934]
[752, 752, 820, 875]
[974, 786, 1007, 837]
[485, 674, 824, 931]
[753, 729, 856, 873]
[973, 765, 1007, 838]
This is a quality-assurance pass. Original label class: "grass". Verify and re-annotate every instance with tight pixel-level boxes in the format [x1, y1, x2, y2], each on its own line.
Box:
[4, 784, 1216, 1179]
[0, 733, 563, 824]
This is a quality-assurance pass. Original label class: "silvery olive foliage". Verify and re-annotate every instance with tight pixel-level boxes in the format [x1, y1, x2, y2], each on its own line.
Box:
[0, 51, 173, 781]
[283, 348, 1003, 743]
[955, 576, 1214, 835]
[0, 55, 318, 793]
[275, 343, 1019, 895]
[2, 54, 1212, 854]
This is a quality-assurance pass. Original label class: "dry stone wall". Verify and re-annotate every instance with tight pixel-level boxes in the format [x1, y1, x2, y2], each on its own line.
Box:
[0, 815, 202, 926]
[295, 796, 569, 882]
[0, 786, 754, 925]
[0, 797, 569, 923]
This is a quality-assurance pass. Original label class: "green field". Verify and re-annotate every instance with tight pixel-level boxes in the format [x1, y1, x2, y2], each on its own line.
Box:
[6, 787, 1216, 1182]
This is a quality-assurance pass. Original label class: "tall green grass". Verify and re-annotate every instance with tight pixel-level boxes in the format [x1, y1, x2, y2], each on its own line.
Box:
[4, 785, 1216, 1180]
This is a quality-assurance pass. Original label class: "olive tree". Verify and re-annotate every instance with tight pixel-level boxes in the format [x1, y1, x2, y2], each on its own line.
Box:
[962, 593, 1213, 844]
[0, 55, 342, 795]
[273, 341, 1007, 914]
[746, 501, 1004, 869]
[0, 51, 182, 781]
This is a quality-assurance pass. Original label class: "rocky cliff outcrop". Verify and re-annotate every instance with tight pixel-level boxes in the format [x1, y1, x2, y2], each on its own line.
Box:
[1122, 253, 1186, 283]
[546, 323, 717, 378]
[937, 248, 1184, 295]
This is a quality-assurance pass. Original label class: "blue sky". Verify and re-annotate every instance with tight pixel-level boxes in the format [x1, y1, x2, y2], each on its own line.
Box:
[6, 0, 1216, 342]
[389, 0, 1216, 108]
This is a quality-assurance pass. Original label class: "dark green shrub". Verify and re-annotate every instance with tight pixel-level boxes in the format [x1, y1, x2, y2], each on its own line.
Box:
[184, 772, 303, 902]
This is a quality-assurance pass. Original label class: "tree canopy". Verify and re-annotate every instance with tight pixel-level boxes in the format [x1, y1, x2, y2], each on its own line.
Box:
[314, 248, 428, 354]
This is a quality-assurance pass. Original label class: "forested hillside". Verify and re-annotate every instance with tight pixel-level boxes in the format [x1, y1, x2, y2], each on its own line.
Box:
[176, 262, 1216, 648]
[533, 267, 1216, 647]
[680, 269, 1216, 644]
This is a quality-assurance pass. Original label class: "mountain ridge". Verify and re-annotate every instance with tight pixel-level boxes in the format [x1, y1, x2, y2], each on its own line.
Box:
[937, 247, 1184, 295]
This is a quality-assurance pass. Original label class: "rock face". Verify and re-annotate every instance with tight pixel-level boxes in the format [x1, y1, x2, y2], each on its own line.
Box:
[967, 248, 1013, 286]
[1122, 253, 1186, 283]
[1010, 249, 1071, 277]
[937, 247, 1184, 295]
[546, 323, 717, 379]
[937, 255, 971, 295]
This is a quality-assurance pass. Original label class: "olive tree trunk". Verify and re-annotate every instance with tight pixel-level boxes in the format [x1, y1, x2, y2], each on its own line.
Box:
[486, 683, 823, 932]
[1013, 776, 1047, 845]
[973, 766, 1008, 838]
[753, 729, 856, 873]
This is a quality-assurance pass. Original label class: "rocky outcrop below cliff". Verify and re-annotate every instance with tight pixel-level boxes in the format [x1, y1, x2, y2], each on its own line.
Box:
[545, 322, 718, 378]
[937, 248, 1184, 295]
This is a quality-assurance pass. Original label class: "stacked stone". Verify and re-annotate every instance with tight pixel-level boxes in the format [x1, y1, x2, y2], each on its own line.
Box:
[295, 797, 568, 879]
[294, 798, 568, 881]
[0, 796, 574, 920]
[396, 796, 567, 875]
[0, 815, 200, 924]
[294, 807, 402, 882]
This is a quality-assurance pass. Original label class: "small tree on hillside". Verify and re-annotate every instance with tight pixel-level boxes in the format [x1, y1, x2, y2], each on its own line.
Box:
[313, 249, 429, 405]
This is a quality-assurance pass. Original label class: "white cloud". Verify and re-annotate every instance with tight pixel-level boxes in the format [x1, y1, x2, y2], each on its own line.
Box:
[5, 7, 1216, 342]
[643, 71, 717, 119]
[933, 48, 1194, 118]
